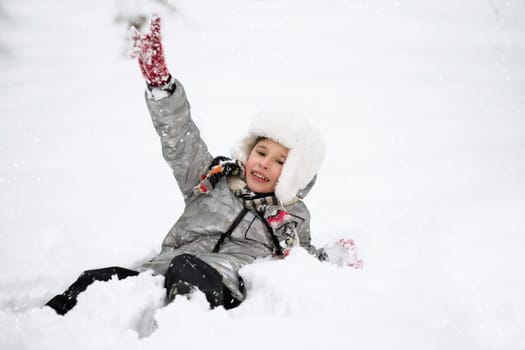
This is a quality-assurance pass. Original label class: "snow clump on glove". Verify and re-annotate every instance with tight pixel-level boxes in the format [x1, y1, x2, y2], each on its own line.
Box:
[319, 238, 363, 269]
[129, 14, 171, 87]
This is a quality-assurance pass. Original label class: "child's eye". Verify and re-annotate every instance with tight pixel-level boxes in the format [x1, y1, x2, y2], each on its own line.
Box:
[257, 151, 266, 157]
[276, 160, 284, 165]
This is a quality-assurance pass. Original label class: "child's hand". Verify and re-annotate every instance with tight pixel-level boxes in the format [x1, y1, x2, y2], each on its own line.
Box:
[319, 238, 363, 269]
[129, 14, 171, 86]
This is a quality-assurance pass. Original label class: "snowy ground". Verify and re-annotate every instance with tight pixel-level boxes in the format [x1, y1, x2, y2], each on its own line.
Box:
[1, 0, 524, 349]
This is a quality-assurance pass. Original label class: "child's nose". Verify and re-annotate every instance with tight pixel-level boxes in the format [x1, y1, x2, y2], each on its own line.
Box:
[260, 157, 270, 169]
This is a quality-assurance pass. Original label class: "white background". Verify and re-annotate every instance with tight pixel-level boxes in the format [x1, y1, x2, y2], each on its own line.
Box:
[1, 0, 524, 349]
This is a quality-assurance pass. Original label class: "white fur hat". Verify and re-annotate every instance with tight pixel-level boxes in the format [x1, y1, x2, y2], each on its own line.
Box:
[231, 112, 325, 204]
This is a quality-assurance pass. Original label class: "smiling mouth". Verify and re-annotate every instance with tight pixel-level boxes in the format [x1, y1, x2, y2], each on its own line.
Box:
[252, 171, 270, 182]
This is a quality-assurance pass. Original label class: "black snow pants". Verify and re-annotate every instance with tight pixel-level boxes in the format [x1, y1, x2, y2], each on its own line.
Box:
[46, 254, 243, 315]
[164, 254, 243, 310]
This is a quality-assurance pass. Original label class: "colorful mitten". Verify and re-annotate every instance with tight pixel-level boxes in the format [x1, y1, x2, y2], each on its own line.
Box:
[129, 14, 171, 86]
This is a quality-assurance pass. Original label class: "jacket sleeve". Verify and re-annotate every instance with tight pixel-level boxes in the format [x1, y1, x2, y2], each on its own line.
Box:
[145, 78, 213, 202]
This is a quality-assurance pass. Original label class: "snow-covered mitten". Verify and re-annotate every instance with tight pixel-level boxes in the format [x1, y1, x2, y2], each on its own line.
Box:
[129, 14, 171, 87]
[319, 238, 363, 269]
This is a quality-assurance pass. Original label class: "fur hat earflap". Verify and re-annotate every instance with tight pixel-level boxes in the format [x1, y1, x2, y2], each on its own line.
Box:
[231, 111, 325, 205]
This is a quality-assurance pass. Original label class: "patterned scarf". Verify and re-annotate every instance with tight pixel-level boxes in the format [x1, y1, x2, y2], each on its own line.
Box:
[194, 156, 299, 256]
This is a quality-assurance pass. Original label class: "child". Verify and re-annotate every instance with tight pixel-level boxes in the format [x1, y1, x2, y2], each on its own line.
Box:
[45, 15, 360, 315]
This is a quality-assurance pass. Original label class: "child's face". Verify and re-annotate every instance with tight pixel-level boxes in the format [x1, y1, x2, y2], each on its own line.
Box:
[245, 138, 288, 194]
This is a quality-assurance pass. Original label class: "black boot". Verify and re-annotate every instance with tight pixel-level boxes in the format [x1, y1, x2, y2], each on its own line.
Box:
[46, 266, 139, 315]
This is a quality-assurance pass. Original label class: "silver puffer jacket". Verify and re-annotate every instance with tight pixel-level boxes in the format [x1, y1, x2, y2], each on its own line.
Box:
[140, 79, 316, 300]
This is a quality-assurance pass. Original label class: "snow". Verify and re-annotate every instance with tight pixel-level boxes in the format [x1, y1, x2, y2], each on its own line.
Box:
[1, 0, 524, 349]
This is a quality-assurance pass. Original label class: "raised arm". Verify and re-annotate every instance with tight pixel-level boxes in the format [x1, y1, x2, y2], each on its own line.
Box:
[130, 15, 212, 201]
